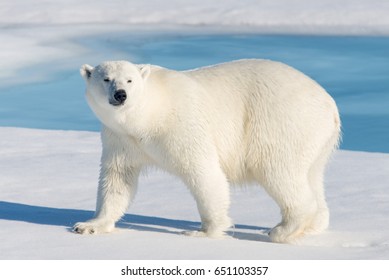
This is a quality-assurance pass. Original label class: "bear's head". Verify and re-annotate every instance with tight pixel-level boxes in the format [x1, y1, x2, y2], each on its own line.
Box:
[80, 61, 150, 109]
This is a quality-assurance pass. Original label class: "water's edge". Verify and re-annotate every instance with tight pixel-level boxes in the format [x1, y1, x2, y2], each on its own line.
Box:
[1, 33, 388, 152]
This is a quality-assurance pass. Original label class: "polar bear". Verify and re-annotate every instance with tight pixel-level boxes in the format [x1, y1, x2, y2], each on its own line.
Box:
[74, 59, 340, 243]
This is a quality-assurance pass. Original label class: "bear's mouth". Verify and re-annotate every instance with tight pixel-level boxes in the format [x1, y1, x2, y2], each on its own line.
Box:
[109, 99, 124, 106]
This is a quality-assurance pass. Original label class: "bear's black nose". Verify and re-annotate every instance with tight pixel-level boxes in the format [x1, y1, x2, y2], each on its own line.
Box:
[113, 89, 127, 104]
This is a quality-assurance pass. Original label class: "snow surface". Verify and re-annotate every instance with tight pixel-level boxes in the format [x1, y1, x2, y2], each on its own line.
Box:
[1, 0, 389, 260]
[1, 0, 389, 87]
[2, 0, 389, 34]
[1, 128, 389, 260]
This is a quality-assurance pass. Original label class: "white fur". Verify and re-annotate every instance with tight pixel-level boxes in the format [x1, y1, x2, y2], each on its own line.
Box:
[74, 59, 340, 243]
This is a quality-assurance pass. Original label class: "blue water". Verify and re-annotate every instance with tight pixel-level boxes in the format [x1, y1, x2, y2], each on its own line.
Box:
[1, 33, 388, 152]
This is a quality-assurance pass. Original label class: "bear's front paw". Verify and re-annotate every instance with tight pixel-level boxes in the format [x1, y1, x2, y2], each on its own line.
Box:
[182, 230, 208, 237]
[72, 220, 114, 235]
[182, 229, 227, 239]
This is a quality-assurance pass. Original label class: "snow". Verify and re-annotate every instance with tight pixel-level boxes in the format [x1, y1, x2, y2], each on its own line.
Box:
[1, 0, 389, 87]
[1, 0, 389, 261]
[1, 128, 388, 260]
[2, 0, 389, 34]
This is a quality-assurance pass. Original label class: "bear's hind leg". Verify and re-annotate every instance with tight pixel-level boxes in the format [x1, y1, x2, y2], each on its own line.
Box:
[262, 175, 318, 243]
[305, 148, 334, 234]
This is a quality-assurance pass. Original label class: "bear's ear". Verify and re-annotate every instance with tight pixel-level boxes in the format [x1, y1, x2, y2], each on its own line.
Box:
[139, 64, 151, 81]
[80, 64, 94, 81]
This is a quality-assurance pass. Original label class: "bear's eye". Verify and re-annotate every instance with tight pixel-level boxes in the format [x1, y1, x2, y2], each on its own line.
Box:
[127, 79, 132, 83]
[103, 78, 110, 82]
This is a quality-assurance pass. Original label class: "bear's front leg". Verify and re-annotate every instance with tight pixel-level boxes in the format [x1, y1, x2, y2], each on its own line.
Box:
[181, 159, 233, 238]
[73, 164, 140, 235]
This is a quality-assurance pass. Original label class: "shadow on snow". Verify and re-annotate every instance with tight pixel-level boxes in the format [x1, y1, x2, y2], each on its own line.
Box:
[0, 201, 270, 242]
